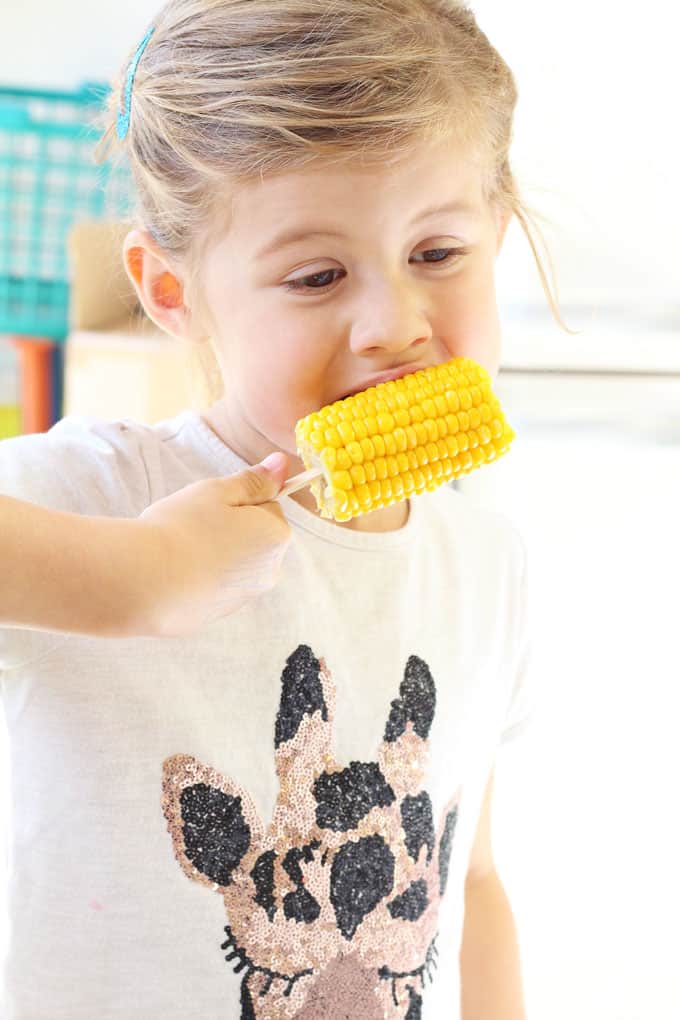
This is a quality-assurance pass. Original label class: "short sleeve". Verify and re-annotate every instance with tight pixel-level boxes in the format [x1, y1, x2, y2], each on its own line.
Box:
[499, 534, 534, 746]
[0, 416, 151, 515]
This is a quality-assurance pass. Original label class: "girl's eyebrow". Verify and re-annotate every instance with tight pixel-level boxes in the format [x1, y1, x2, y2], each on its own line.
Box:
[255, 200, 481, 259]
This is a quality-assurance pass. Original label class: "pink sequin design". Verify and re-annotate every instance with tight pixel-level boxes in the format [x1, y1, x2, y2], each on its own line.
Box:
[161, 646, 460, 1019]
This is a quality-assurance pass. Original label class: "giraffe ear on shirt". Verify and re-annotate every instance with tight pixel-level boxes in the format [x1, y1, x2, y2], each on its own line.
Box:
[161, 753, 265, 892]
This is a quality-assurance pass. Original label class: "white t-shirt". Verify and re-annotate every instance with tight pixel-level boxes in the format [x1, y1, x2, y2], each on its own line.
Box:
[0, 411, 532, 1020]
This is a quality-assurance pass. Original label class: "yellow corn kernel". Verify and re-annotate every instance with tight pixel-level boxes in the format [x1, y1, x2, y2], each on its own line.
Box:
[459, 389, 473, 411]
[478, 424, 492, 446]
[368, 479, 382, 503]
[445, 435, 459, 457]
[396, 451, 410, 474]
[294, 356, 514, 521]
[413, 421, 428, 446]
[424, 419, 439, 443]
[412, 467, 426, 491]
[350, 464, 367, 486]
[332, 470, 353, 491]
[446, 390, 460, 413]
[355, 483, 372, 506]
[425, 441, 439, 464]
[337, 421, 355, 445]
[383, 432, 398, 456]
[404, 424, 418, 448]
[336, 448, 353, 471]
[393, 427, 408, 452]
[320, 447, 338, 471]
[346, 440, 364, 464]
[360, 437, 375, 460]
[352, 419, 369, 441]
[386, 455, 400, 478]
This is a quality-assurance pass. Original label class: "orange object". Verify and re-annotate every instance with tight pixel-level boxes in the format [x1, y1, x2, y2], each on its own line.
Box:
[12, 337, 55, 434]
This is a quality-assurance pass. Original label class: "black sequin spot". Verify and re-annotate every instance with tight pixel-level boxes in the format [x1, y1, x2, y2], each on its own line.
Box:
[313, 762, 395, 832]
[282, 841, 321, 883]
[384, 656, 436, 743]
[251, 850, 277, 922]
[405, 984, 423, 1020]
[438, 805, 458, 896]
[281, 841, 322, 924]
[330, 834, 395, 939]
[387, 878, 429, 922]
[401, 792, 435, 864]
[275, 645, 328, 748]
[240, 976, 256, 1020]
[180, 784, 250, 886]
[283, 886, 322, 924]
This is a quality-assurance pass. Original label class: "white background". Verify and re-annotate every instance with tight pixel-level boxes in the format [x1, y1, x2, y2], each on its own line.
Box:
[1, 3, 679, 1018]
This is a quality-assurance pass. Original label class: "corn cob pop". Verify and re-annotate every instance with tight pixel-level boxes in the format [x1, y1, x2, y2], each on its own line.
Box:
[279, 357, 514, 522]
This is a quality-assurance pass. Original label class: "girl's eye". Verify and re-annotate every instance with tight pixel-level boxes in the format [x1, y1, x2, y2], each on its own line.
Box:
[283, 248, 468, 293]
[283, 269, 343, 292]
[411, 247, 466, 264]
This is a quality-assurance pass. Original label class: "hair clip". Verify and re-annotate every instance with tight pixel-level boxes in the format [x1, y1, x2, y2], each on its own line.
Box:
[117, 25, 155, 141]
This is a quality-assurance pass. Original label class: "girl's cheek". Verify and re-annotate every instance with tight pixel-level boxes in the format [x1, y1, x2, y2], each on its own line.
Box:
[244, 378, 306, 448]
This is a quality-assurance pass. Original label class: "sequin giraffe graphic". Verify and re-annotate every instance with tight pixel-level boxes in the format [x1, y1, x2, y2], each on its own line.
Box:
[161, 645, 460, 1019]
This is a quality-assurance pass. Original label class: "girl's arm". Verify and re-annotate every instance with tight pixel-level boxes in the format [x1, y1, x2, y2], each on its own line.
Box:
[0, 453, 291, 639]
[459, 768, 528, 1020]
[460, 869, 527, 1020]
[0, 493, 170, 637]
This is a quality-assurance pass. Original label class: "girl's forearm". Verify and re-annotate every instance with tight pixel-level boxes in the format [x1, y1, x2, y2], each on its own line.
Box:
[460, 870, 527, 1020]
[0, 494, 159, 637]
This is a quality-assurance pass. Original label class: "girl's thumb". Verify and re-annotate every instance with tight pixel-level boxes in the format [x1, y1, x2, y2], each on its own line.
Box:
[258, 452, 289, 475]
[225, 452, 290, 507]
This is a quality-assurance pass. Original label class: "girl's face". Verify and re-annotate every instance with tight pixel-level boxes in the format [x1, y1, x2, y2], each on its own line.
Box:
[197, 137, 510, 506]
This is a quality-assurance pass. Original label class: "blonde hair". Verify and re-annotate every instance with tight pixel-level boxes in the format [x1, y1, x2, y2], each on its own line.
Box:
[96, 0, 573, 353]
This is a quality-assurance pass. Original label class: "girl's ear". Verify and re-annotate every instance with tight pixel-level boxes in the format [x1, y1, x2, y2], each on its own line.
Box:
[122, 229, 205, 342]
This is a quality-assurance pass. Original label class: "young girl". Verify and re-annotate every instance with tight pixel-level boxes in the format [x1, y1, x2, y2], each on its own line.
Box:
[0, 2, 561, 1016]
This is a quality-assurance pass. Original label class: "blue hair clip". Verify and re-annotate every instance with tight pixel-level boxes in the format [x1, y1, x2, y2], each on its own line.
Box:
[117, 25, 155, 141]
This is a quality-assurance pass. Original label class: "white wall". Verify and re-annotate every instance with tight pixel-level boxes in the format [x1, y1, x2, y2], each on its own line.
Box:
[459, 377, 680, 1020]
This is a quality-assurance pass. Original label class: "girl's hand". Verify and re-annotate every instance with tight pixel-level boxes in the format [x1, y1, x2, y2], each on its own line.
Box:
[137, 453, 293, 636]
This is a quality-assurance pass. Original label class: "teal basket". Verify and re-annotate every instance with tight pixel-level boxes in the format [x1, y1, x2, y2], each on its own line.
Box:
[0, 83, 133, 341]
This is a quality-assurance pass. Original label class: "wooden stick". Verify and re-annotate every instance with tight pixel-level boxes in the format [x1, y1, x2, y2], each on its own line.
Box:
[278, 466, 323, 498]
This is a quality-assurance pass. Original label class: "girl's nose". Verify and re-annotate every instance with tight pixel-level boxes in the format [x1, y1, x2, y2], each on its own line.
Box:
[348, 276, 432, 355]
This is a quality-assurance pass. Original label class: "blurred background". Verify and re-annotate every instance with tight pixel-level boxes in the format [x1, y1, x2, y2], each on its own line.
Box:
[1, 2, 679, 1018]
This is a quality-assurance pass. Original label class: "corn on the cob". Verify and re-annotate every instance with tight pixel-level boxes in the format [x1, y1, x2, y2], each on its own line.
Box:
[281, 357, 514, 522]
